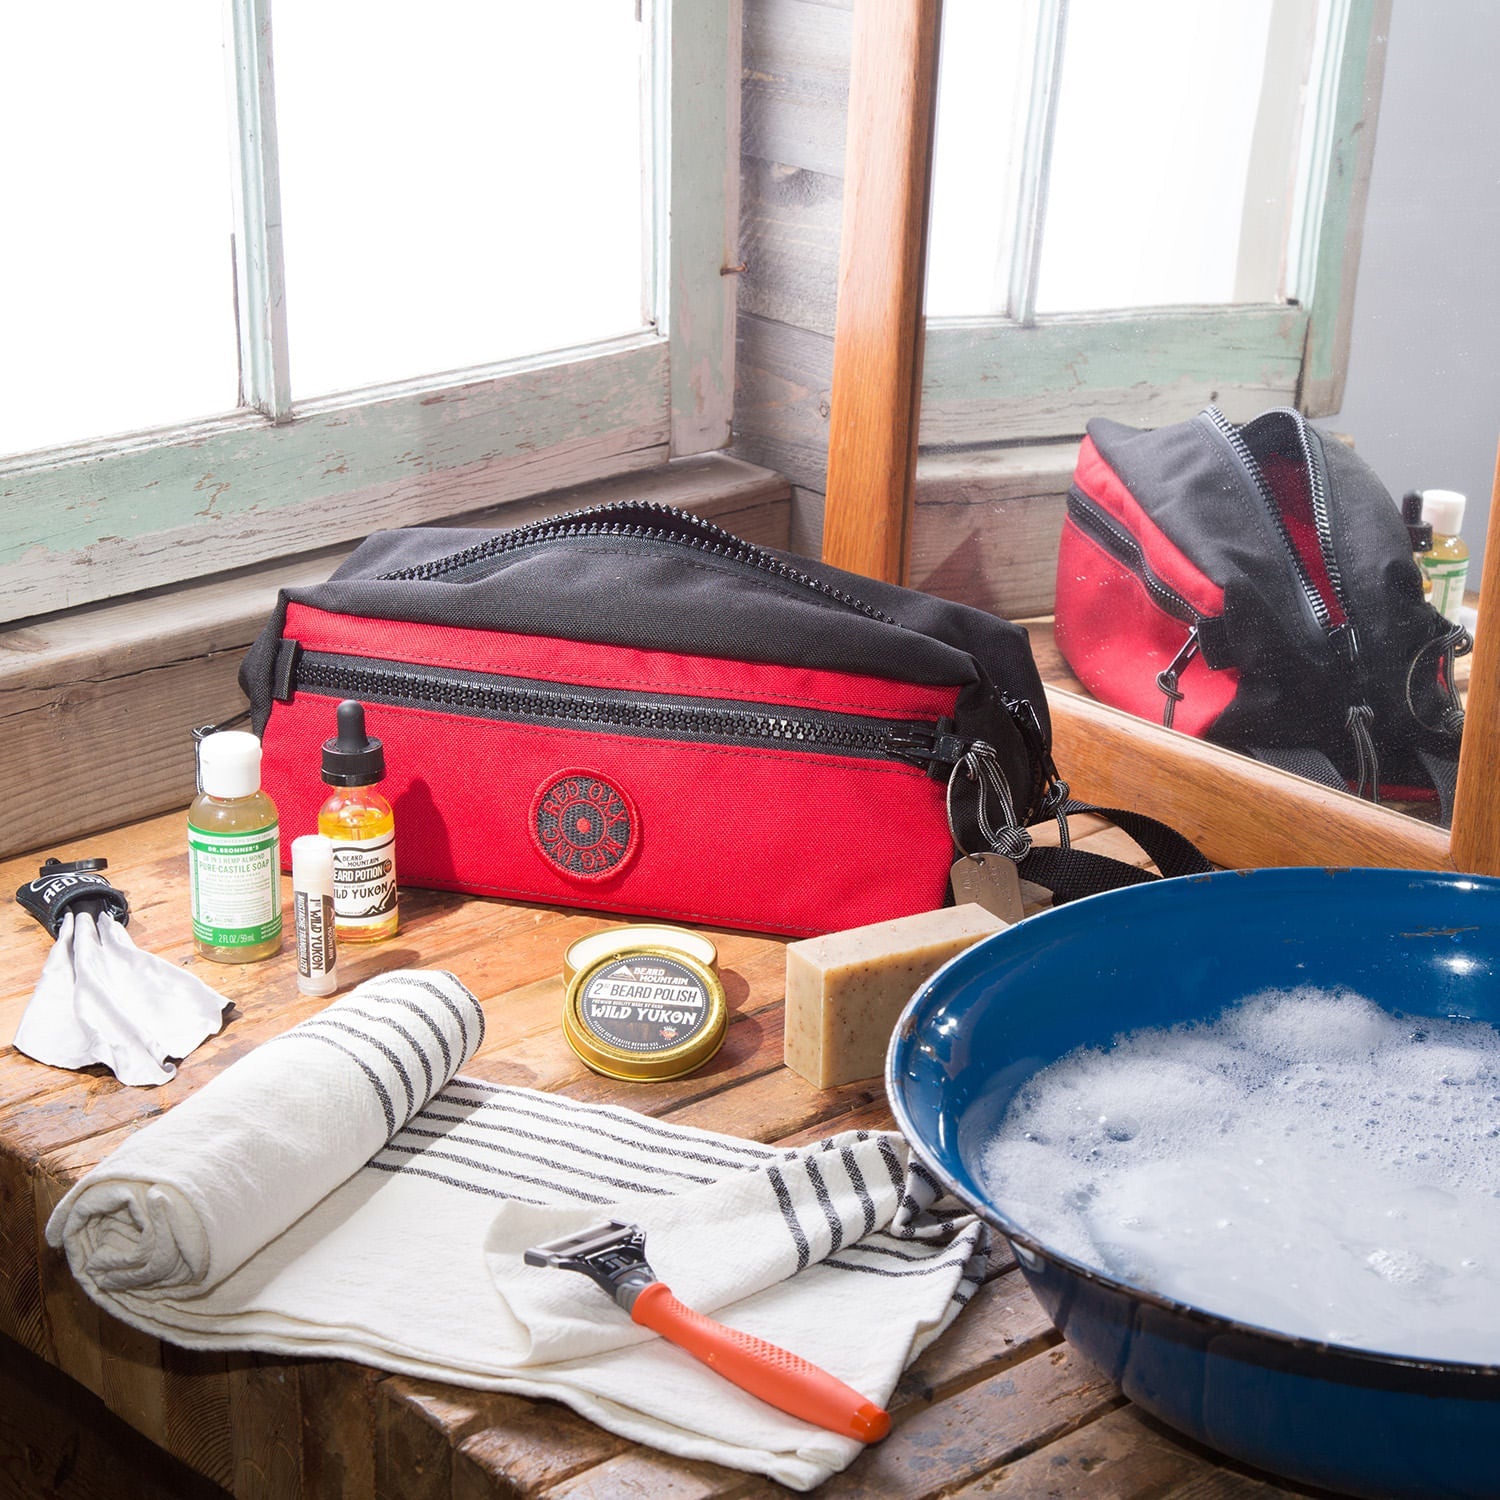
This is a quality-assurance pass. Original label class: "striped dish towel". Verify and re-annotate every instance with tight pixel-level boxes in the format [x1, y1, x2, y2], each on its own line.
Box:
[48, 970, 987, 1491]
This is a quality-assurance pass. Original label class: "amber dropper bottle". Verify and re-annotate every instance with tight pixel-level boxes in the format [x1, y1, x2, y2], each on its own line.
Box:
[318, 700, 400, 943]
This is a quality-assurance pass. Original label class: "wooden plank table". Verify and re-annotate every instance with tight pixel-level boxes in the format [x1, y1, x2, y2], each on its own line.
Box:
[0, 810, 1313, 1499]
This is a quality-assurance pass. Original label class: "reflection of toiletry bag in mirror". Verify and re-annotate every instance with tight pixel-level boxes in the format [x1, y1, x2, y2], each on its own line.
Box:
[1055, 406, 1468, 823]
[239, 501, 1075, 938]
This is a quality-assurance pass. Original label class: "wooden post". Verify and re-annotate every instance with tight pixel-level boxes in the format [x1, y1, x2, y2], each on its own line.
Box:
[821, 0, 941, 584]
[1448, 442, 1500, 875]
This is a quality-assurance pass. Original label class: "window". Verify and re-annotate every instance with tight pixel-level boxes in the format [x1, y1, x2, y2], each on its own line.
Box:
[922, 0, 1379, 446]
[0, 0, 739, 625]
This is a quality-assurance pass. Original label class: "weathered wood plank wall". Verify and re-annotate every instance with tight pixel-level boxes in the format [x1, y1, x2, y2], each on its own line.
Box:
[732, 0, 851, 560]
[730, 0, 1078, 620]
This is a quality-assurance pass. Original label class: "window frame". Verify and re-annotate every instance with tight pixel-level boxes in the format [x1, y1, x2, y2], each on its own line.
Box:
[0, 0, 740, 626]
[917, 0, 1385, 449]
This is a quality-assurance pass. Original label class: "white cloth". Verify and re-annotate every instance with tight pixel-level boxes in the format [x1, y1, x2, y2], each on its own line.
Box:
[47, 969, 987, 1490]
[14, 911, 231, 1086]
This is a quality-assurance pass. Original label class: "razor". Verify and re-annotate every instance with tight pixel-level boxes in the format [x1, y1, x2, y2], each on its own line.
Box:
[524, 1219, 891, 1443]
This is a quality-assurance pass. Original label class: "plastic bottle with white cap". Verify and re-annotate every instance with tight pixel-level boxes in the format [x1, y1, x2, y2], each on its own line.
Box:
[187, 731, 282, 963]
[1420, 489, 1470, 624]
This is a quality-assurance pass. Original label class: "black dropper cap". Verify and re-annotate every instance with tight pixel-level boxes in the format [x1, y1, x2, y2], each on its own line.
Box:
[321, 700, 386, 786]
[1401, 491, 1433, 555]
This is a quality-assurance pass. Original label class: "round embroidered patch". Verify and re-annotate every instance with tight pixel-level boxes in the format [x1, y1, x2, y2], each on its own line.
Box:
[530, 770, 638, 882]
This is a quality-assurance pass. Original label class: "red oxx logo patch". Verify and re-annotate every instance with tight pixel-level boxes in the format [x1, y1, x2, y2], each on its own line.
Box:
[530, 770, 637, 881]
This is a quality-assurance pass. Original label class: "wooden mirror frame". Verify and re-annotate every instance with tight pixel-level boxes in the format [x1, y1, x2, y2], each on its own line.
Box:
[823, 0, 1500, 875]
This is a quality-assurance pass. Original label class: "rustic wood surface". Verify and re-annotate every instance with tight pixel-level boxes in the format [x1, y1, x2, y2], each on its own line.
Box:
[0, 808, 1320, 1499]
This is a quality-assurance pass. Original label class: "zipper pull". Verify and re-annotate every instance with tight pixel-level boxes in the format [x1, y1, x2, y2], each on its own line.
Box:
[1345, 703, 1380, 802]
[1156, 627, 1201, 729]
[886, 718, 968, 779]
[1328, 622, 1361, 668]
[1001, 693, 1070, 846]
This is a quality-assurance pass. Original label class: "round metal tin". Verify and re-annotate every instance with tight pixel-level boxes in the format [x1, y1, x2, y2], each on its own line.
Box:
[562, 924, 719, 985]
[562, 946, 727, 1082]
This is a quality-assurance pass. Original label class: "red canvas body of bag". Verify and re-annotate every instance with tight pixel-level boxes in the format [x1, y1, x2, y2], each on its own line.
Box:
[239, 503, 1062, 938]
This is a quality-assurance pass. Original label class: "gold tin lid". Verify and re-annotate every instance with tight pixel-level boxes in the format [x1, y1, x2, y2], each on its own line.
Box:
[563, 946, 727, 1082]
[562, 923, 719, 985]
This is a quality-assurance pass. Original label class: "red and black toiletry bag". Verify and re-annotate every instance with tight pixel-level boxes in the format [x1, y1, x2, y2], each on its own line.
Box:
[239, 501, 1070, 938]
[1055, 406, 1467, 819]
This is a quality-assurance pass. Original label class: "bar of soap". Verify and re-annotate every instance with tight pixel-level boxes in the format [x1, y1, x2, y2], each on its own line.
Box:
[784, 904, 1008, 1090]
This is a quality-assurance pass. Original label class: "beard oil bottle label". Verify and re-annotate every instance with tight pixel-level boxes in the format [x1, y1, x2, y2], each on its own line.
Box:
[188, 823, 282, 947]
[330, 831, 398, 929]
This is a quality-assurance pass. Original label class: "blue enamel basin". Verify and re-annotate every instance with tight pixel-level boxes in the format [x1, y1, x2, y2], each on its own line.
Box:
[887, 867, 1500, 1500]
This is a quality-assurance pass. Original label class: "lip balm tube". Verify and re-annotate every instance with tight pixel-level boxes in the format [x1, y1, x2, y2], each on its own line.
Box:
[292, 834, 339, 997]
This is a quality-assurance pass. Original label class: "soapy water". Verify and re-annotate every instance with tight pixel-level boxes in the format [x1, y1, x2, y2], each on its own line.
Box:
[979, 988, 1500, 1364]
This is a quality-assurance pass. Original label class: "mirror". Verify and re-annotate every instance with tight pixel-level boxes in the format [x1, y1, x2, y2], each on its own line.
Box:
[822, 0, 1500, 876]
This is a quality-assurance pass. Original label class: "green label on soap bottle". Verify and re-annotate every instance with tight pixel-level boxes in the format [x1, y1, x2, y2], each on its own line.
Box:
[188, 823, 282, 946]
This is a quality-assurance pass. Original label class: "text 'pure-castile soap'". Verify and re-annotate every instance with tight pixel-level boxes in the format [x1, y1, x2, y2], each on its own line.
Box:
[188, 731, 282, 963]
[318, 700, 399, 943]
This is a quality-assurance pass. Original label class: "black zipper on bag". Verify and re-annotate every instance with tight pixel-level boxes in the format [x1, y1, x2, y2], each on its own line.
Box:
[1201, 407, 1337, 636]
[1066, 490, 1207, 729]
[276, 646, 969, 774]
[374, 501, 900, 625]
[1200, 406, 1381, 797]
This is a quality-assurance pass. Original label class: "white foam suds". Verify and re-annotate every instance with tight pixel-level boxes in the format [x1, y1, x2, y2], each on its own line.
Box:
[979, 988, 1500, 1363]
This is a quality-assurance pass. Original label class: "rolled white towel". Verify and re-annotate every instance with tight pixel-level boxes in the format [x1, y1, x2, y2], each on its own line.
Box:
[47, 969, 483, 1296]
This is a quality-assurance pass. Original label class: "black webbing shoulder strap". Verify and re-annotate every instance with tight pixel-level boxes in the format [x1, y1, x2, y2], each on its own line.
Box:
[1017, 800, 1215, 905]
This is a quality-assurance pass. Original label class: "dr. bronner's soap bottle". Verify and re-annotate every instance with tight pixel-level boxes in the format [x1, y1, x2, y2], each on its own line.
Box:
[1421, 489, 1470, 624]
[188, 731, 282, 963]
[318, 700, 399, 943]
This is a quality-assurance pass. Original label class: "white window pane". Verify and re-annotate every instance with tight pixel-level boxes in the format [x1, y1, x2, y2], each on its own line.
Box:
[1036, 0, 1288, 313]
[274, 1, 648, 400]
[926, 0, 1029, 318]
[0, 3, 238, 458]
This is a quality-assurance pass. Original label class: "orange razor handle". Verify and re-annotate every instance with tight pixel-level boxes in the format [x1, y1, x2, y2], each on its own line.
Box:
[629, 1280, 891, 1443]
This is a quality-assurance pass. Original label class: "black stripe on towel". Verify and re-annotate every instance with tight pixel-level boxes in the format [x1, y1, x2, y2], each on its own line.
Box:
[836, 1241, 936, 1264]
[380, 994, 455, 1077]
[375, 1142, 614, 1205]
[398, 1113, 717, 1189]
[302, 1018, 416, 1116]
[393, 1126, 675, 1198]
[877, 1139, 907, 1196]
[365, 1159, 544, 1204]
[803, 1157, 844, 1254]
[435, 1081, 778, 1166]
[909, 1159, 946, 1199]
[768, 1166, 811, 1272]
[841, 1146, 877, 1240]
[283, 1032, 395, 1135]
[417, 1096, 750, 1177]
[820, 1250, 975, 1279]
[341, 1004, 436, 1106]
[383, 974, 485, 1060]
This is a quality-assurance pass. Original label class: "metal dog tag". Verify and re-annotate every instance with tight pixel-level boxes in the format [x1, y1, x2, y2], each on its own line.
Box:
[949, 853, 1026, 924]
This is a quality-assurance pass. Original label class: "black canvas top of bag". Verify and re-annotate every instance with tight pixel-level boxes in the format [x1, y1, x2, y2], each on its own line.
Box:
[241, 500, 1054, 823]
